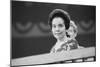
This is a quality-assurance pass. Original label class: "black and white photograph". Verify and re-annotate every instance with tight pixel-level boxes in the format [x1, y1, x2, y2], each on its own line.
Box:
[11, 0, 96, 66]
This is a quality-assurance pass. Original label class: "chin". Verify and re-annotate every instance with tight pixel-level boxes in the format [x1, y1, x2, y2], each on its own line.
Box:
[54, 35, 63, 39]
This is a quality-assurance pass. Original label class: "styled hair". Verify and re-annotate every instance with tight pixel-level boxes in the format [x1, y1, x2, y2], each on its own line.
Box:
[48, 9, 70, 30]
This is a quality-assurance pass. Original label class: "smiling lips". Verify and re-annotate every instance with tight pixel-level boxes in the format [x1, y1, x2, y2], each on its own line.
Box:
[55, 32, 62, 35]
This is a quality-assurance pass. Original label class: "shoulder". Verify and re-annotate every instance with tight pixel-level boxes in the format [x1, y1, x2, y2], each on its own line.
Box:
[68, 39, 79, 50]
[50, 46, 55, 53]
[67, 39, 78, 44]
[50, 42, 58, 53]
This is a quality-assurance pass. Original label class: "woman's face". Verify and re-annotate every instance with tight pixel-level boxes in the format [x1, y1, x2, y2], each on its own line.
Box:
[68, 26, 74, 38]
[51, 17, 66, 39]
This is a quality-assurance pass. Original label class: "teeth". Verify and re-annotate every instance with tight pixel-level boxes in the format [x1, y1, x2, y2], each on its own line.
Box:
[55, 32, 61, 34]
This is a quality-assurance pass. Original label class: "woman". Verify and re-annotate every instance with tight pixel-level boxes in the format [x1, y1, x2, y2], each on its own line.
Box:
[48, 9, 79, 53]
[67, 20, 83, 49]
[67, 20, 84, 48]
[66, 20, 84, 63]
[67, 20, 78, 40]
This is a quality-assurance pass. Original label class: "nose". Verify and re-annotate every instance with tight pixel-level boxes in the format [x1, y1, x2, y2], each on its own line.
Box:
[55, 27, 60, 32]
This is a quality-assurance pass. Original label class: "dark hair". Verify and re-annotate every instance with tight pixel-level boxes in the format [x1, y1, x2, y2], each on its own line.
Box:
[48, 9, 70, 30]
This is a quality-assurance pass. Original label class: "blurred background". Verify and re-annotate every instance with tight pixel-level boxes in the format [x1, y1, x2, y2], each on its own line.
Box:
[11, 1, 96, 59]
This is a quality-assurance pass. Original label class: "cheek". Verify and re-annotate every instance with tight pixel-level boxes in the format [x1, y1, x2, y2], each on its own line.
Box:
[61, 28, 66, 33]
[51, 28, 55, 35]
[69, 31, 74, 36]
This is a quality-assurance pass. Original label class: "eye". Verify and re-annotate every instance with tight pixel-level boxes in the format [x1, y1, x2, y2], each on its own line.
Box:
[58, 24, 64, 27]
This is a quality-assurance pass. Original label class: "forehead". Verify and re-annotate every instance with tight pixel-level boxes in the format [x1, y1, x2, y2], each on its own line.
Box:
[52, 17, 64, 25]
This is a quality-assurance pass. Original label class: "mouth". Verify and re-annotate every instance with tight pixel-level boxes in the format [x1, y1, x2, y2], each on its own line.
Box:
[55, 32, 62, 35]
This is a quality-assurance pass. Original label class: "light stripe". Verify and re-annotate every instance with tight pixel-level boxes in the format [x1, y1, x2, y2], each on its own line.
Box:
[11, 47, 95, 66]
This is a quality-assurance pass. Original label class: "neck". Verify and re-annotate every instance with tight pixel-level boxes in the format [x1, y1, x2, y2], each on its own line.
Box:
[57, 36, 68, 43]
